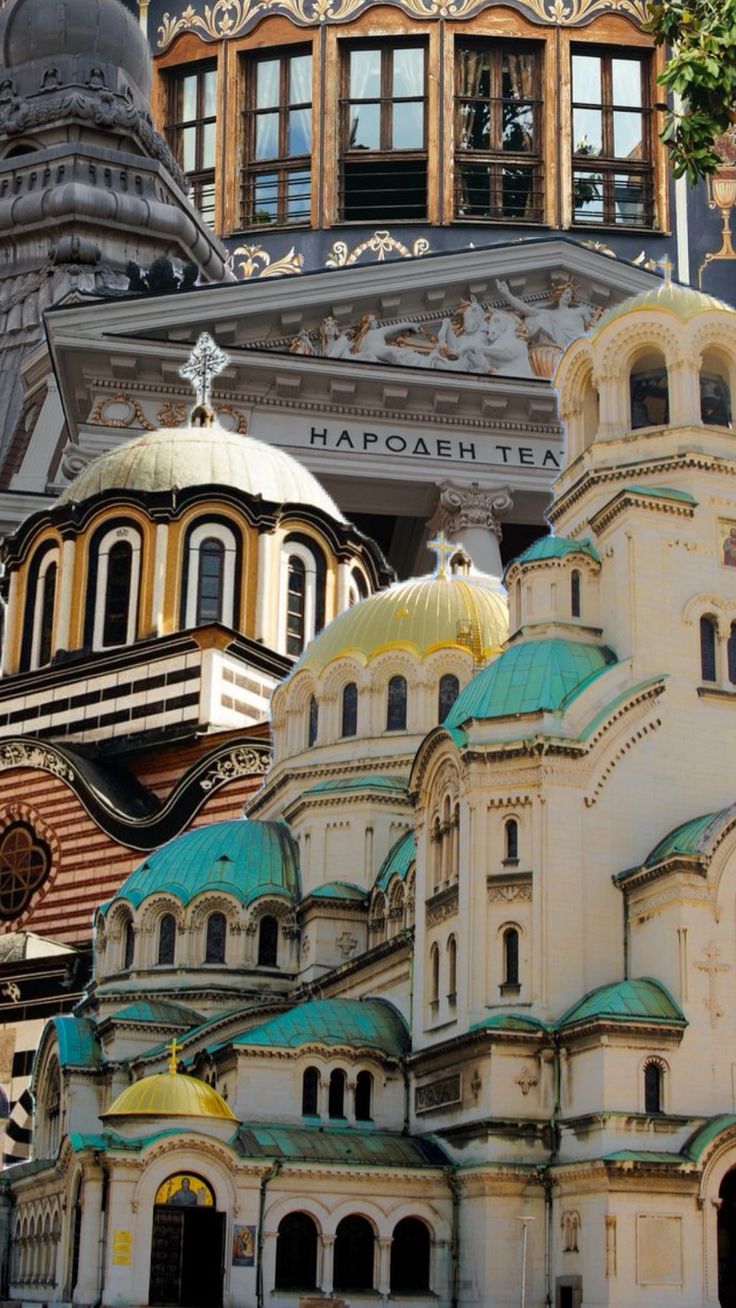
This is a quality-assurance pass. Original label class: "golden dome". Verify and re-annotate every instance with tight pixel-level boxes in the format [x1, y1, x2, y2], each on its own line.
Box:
[591, 283, 734, 338]
[294, 572, 508, 677]
[102, 1070, 236, 1121]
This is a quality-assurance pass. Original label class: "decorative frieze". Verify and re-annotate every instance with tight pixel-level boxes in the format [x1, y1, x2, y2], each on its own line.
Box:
[426, 885, 459, 925]
[415, 1072, 462, 1114]
[487, 872, 532, 903]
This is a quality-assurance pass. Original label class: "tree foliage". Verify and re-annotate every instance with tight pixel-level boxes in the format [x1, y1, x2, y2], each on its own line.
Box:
[644, 0, 736, 185]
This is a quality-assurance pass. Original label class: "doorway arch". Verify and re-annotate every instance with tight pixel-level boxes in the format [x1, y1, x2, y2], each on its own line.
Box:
[149, 1173, 224, 1307]
[718, 1167, 736, 1304]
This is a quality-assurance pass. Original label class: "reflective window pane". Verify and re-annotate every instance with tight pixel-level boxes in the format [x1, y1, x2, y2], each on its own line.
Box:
[254, 173, 278, 222]
[612, 58, 642, 107]
[289, 55, 312, 105]
[393, 46, 424, 97]
[348, 102, 380, 150]
[255, 111, 279, 159]
[502, 165, 534, 216]
[613, 111, 643, 160]
[198, 182, 215, 226]
[256, 60, 280, 108]
[460, 47, 489, 98]
[573, 107, 601, 156]
[288, 107, 311, 156]
[502, 51, 535, 100]
[181, 125, 196, 172]
[573, 170, 602, 222]
[392, 101, 423, 150]
[203, 69, 217, 117]
[287, 169, 311, 221]
[503, 102, 534, 151]
[572, 53, 601, 104]
[182, 74, 197, 122]
[458, 101, 489, 150]
[201, 120, 216, 167]
[614, 172, 645, 224]
[350, 49, 380, 99]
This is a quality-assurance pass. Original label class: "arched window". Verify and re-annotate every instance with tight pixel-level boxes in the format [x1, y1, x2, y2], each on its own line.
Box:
[571, 569, 581, 618]
[123, 920, 135, 971]
[334, 1215, 375, 1292]
[341, 682, 358, 737]
[644, 1061, 662, 1114]
[183, 521, 240, 629]
[386, 675, 407, 731]
[390, 1217, 431, 1293]
[447, 935, 457, 1003]
[505, 819, 519, 862]
[205, 911, 227, 964]
[38, 562, 57, 667]
[307, 695, 318, 747]
[355, 1070, 373, 1121]
[328, 1068, 346, 1119]
[503, 927, 519, 987]
[630, 352, 669, 429]
[275, 1212, 318, 1291]
[301, 1067, 320, 1117]
[20, 546, 60, 672]
[285, 555, 306, 656]
[728, 623, 736, 686]
[700, 362, 732, 426]
[196, 537, 225, 624]
[429, 942, 440, 1006]
[700, 615, 717, 682]
[349, 568, 368, 606]
[103, 541, 133, 647]
[257, 915, 279, 968]
[157, 914, 176, 966]
[39, 1059, 61, 1159]
[438, 673, 460, 723]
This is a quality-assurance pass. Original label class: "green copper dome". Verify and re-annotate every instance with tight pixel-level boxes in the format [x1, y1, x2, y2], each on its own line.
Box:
[559, 978, 686, 1029]
[509, 536, 601, 570]
[105, 819, 300, 912]
[375, 830, 416, 891]
[444, 638, 616, 727]
[293, 573, 508, 677]
[233, 998, 410, 1057]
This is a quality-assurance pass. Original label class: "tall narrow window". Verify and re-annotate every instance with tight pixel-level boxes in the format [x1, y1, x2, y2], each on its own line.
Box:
[286, 556, 306, 656]
[334, 1216, 375, 1292]
[386, 675, 407, 731]
[103, 542, 133, 648]
[644, 1061, 662, 1113]
[700, 615, 717, 683]
[505, 818, 519, 862]
[700, 365, 732, 426]
[429, 942, 440, 1006]
[729, 623, 736, 686]
[307, 695, 318, 748]
[630, 353, 669, 429]
[341, 682, 358, 737]
[341, 42, 427, 221]
[123, 920, 135, 971]
[157, 914, 176, 966]
[257, 915, 279, 967]
[455, 41, 542, 222]
[37, 562, 57, 668]
[571, 569, 581, 618]
[355, 1070, 373, 1121]
[196, 538, 225, 624]
[438, 673, 460, 723]
[242, 49, 312, 227]
[328, 1068, 346, 1119]
[302, 1066, 320, 1116]
[503, 927, 519, 987]
[275, 1213, 318, 1291]
[391, 1218, 431, 1293]
[166, 63, 217, 226]
[447, 935, 457, 1003]
[571, 49, 653, 228]
[205, 911, 227, 964]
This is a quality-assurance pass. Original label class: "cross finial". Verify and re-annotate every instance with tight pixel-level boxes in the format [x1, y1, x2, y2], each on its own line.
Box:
[658, 254, 673, 289]
[179, 332, 230, 409]
[165, 1037, 179, 1076]
[428, 530, 455, 578]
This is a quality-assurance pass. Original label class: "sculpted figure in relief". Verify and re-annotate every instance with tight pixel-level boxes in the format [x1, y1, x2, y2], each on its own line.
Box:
[495, 277, 595, 349]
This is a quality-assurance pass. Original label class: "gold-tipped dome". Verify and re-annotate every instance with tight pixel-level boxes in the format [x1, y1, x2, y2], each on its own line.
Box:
[102, 1070, 236, 1121]
[294, 571, 508, 677]
[591, 283, 734, 339]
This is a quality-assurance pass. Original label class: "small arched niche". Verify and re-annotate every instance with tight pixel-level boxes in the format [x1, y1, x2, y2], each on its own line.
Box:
[630, 349, 669, 430]
[700, 349, 732, 427]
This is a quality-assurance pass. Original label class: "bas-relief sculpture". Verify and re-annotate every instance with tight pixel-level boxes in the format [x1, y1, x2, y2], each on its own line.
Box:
[287, 277, 601, 379]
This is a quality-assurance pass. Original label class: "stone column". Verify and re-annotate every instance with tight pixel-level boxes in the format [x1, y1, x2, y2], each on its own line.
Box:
[1, 571, 18, 674]
[428, 481, 513, 577]
[54, 535, 77, 655]
[254, 529, 275, 645]
[320, 1234, 335, 1295]
[73, 1164, 104, 1305]
[377, 1236, 393, 1298]
[150, 521, 168, 635]
[336, 562, 351, 613]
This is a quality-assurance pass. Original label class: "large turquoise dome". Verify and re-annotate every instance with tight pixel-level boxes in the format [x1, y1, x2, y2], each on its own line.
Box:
[444, 638, 616, 728]
[104, 819, 300, 912]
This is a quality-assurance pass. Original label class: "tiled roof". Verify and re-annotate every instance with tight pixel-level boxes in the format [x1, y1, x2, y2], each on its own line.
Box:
[111, 1001, 202, 1026]
[308, 882, 367, 901]
[559, 978, 686, 1029]
[445, 639, 616, 727]
[511, 536, 601, 567]
[232, 998, 410, 1057]
[305, 774, 409, 795]
[235, 1122, 446, 1168]
[643, 807, 734, 866]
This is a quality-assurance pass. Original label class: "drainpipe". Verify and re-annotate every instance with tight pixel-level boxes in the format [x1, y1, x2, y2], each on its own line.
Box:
[543, 1039, 563, 1308]
[256, 1160, 282, 1308]
[400, 1057, 410, 1135]
[444, 1166, 460, 1308]
[622, 891, 630, 980]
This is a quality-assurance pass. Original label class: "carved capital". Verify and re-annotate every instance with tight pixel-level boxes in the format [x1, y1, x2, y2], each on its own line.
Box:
[429, 480, 513, 541]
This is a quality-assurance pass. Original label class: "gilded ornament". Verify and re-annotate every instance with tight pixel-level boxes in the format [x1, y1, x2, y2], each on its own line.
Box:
[325, 230, 431, 268]
[199, 746, 271, 792]
[88, 392, 154, 430]
[228, 244, 304, 279]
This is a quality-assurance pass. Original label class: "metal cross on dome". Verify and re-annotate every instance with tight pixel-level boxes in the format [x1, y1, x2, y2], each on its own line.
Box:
[428, 530, 455, 578]
[179, 332, 230, 408]
[165, 1037, 179, 1075]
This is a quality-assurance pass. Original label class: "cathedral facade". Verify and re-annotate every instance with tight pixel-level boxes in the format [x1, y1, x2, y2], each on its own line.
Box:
[2, 281, 736, 1307]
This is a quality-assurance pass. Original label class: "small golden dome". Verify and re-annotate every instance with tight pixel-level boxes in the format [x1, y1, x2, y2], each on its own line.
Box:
[591, 283, 734, 338]
[102, 1071, 236, 1122]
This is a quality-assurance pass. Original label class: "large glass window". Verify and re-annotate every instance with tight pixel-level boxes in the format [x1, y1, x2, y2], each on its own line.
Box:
[386, 675, 407, 731]
[196, 538, 225, 625]
[38, 562, 57, 668]
[455, 41, 542, 222]
[166, 62, 216, 226]
[243, 49, 312, 227]
[341, 682, 358, 737]
[205, 911, 227, 964]
[572, 49, 653, 228]
[341, 41, 427, 221]
[438, 673, 460, 723]
[286, 556, 306, 657]
[103, 541, 133, 648]
[157, 914, 176, 966]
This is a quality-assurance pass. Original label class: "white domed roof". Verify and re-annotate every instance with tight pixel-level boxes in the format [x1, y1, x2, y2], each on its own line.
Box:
[57, 424, 346, 521]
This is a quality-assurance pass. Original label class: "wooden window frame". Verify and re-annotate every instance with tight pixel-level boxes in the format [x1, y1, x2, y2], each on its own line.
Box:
[454, 37, 544, 225]
[570, 44, 654, 230]
[165, 60, 217, 226]
[339, 37, 428, 223]
[241, 46, 312, 229]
